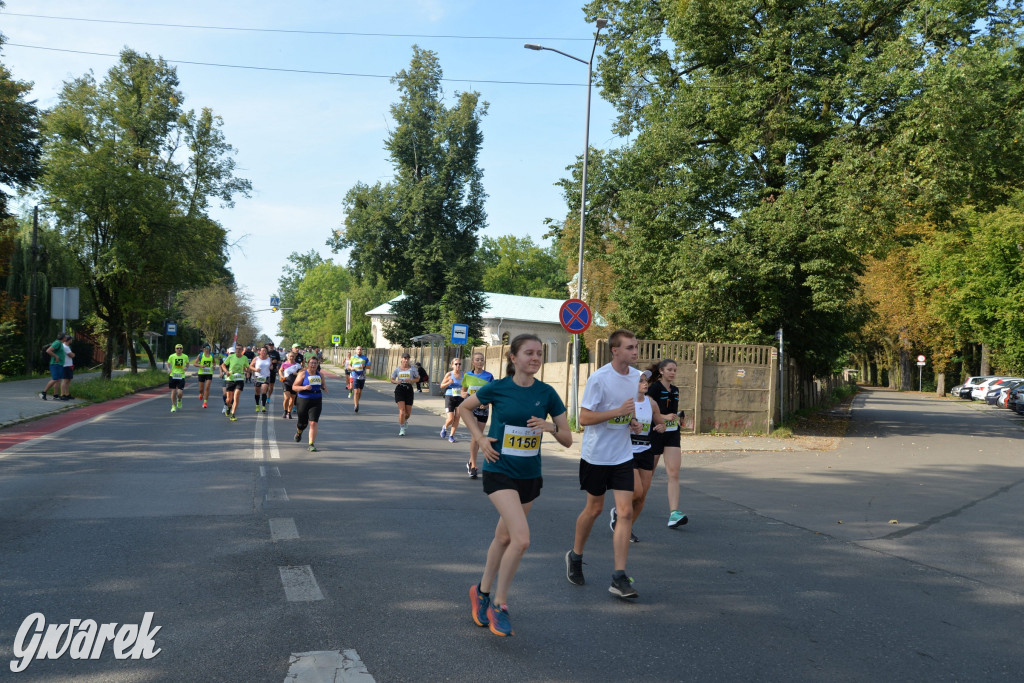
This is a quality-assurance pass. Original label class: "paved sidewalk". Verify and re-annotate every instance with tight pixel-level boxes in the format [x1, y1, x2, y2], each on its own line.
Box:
[324, 362, 803, 455]
[0, 372, 106, 428]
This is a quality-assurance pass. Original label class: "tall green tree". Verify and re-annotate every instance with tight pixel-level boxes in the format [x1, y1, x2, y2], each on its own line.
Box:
[574, 0, 1024, 374]
[277, 250, 325, 336]
[40, 49, 249, 376]
[478, 235, 566, 299]
[278, 258, 395, 348]
[0, 5, 41, 222]
[330, 46, 488, 346]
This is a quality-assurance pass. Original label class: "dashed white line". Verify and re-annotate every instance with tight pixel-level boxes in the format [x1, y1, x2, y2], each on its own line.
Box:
[259, 466, 266, 477]
[266, 488, 289, 502]
[269, 518, 299, 541]
[284, 650, 375, 682]
[253, 412, 265, 460]
[267, 412, 281, 459]
[278, 566, 324, 602]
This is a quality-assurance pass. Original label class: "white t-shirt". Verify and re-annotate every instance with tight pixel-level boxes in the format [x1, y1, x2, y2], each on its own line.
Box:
[580, 362, 642, 466]
[62, 343, 74, 368]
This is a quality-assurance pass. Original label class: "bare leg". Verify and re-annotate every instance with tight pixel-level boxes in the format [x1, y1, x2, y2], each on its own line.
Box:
[663, 447, 682, 510]
[632, 468, 654, 522]
[481, 490, 533, 606]
[611, 489, 634, 572]
[573, 493, 606, 556]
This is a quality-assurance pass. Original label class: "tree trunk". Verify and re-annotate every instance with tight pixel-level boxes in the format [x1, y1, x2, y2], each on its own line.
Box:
[936, 372, 946, 396]
[102, 331, 115, 379]
[980, 343, 991, 375]
[899, 349, 913, 391]
[138, 336, 157, 370]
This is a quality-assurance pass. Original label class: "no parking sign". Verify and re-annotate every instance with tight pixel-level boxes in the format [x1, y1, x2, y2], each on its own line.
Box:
[559, 299, 592, 334]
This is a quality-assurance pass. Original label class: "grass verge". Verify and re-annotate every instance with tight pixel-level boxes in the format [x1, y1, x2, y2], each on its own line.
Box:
[70, 370, 167, 403]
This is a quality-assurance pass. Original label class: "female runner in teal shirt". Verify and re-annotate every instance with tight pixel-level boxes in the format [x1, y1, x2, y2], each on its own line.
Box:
[459, 333, 572, 637]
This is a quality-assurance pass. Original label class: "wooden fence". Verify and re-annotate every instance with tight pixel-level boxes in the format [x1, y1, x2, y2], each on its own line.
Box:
[328, 338, 851, 435]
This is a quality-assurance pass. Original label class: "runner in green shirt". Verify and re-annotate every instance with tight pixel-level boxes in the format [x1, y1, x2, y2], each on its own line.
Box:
[193, 343, 217, 409]
[220, 344, 250, 421]
[166, 344, 189, 412]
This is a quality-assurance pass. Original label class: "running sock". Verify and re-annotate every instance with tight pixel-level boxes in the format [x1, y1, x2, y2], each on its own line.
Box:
[569, 550, 582, 561]
[612, 570, 627, 580]
[477, 584, 490, 597]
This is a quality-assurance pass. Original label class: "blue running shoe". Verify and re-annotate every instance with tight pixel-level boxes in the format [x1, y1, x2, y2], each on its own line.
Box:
[469, 584, 489, 627]
[486, 604, 513, 636]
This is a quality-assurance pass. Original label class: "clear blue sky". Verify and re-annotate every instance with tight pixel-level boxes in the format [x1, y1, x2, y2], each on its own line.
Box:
[0, 1, 621, 344]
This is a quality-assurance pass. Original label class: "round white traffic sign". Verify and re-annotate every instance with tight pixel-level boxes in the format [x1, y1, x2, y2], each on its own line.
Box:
[916, 355, 926, 362]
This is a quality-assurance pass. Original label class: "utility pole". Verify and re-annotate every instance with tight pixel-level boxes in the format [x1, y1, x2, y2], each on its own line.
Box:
[25, 205, 40, 375]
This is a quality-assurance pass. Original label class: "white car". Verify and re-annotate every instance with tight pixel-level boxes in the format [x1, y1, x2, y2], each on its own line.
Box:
[971, 377, 1022, 401]
[959, 376, 995, 399]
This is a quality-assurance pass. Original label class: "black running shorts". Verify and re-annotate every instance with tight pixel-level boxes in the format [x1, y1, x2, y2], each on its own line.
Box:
[445, 395, 464, 413]
[578, 459, 635, 496]
[168, 378, 186, 390]
[632, 448, 656, 471]
[394, 383, 414, 404]
[482, 471, 542, 504]
[660, 428, 681, 449]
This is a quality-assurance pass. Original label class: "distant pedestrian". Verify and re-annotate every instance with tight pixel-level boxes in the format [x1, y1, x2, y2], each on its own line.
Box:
[293, 356, 327, 451]
[166, 343, 189, 413]
[439, 357, 464, 443]
[390, 353, 418, 436]
[415, 362, 429, 392]
[647, 359, 688, 528]
[58, 336, 75, 401]
[461, 351, 494, 479]
[39, 333, 71, 401]
[349, 345, 370, 413]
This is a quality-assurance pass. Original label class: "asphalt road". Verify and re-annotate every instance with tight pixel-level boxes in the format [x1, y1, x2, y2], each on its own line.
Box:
[0, 385, 1022, 681]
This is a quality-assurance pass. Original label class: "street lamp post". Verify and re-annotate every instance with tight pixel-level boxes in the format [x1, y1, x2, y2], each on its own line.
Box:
[25, 204, 42, 375]
[526, 17, 608, 427]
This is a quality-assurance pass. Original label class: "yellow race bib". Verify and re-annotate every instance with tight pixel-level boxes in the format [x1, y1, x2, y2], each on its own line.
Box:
[501, 425, 541, 457]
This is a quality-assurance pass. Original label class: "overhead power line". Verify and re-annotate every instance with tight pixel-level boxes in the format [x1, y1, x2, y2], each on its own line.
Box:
[0, 11, 591, 41]
[4, 43, 588, 87]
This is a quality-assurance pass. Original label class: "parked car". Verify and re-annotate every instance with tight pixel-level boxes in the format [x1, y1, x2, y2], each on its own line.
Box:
[1010, 385, 1024, 413]
[986, 380, 1023, 407]
[959, 376, 994, 399]
[971, 377, 1016, 401]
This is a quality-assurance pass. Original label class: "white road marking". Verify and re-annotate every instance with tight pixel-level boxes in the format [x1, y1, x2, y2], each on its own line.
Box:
[266, 488, 289, 502]
[284, 650, 374, 682]
[267, 412, 281, 459]
[254, 412, 265, 460]
[279, 566, 324, 602]
[269, 518, 299, 541]
[259, 466, 266, 477]
[270, 520, 299, 540]
[282, 651, 374, 683]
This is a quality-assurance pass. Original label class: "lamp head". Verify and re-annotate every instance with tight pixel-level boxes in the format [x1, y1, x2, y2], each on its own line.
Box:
[524, 43, 542, 50]
[596, 18, 609, 29]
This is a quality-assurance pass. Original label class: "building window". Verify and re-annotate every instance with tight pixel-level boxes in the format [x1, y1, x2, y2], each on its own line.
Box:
[501, 332, 510, 345]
